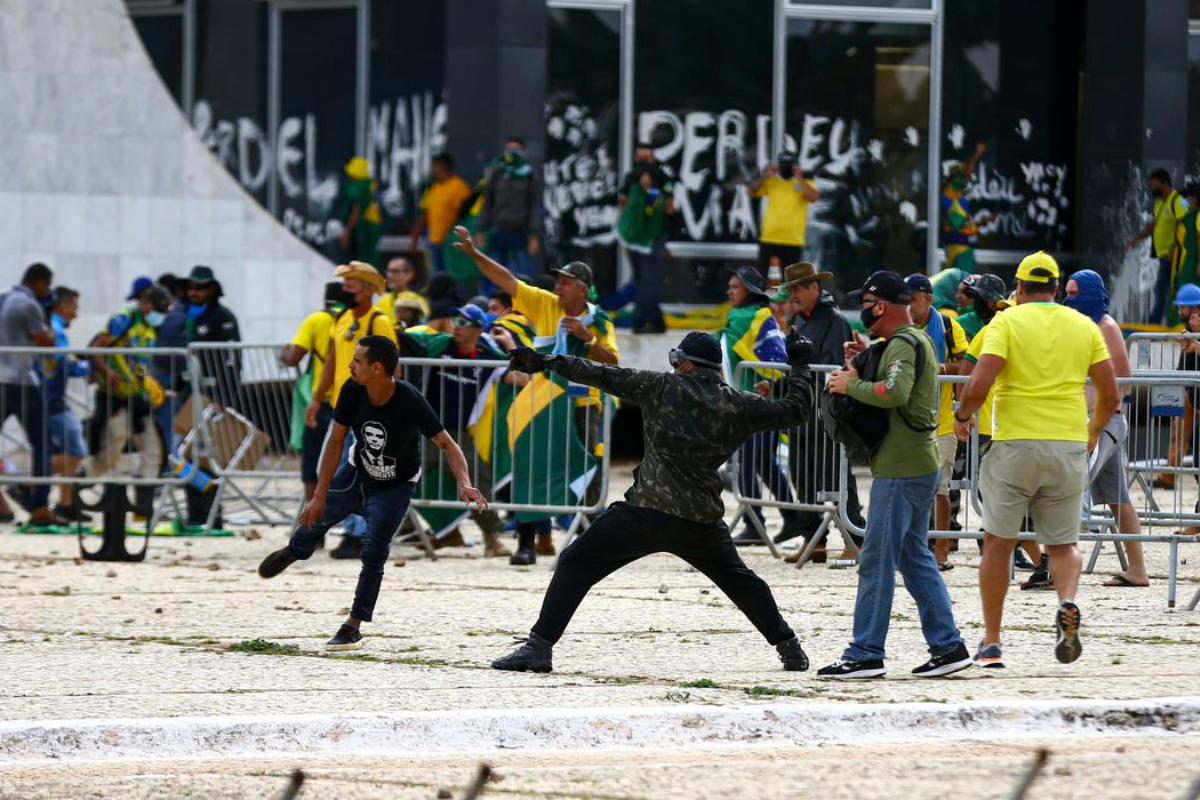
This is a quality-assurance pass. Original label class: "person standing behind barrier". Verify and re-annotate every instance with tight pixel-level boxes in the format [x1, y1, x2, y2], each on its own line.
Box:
[37, 287, 89, 522]
[182, 266, 241, 529]
[722, 266, 799, 547]
[89, 285, 171, 518]
[453, 227, 619, 563]
[617, 143, 675, 334]
[492, 331, 816, 674]
[1126, 169, 1188, 325]
[955, 252, 1120, 668]
[905, 274, 969, 571]
[283, 282, 348, 509]
[0, 264, 64, 527]
[152, 274, 188, 455]
[774, 261, 866, 560]
[411, 153, 472, 275]
[260, 336, 487, 651]
[306, 263, 397, 559]
[941, 143, 989, 273]
[819, 271, 970, 680]
[1173, 284, 1200, 536]
[376, 258, 429, 327]
[478, 137, 540, 281]
[747, 151, 821, 273]
[1064, 270, 1150, 587]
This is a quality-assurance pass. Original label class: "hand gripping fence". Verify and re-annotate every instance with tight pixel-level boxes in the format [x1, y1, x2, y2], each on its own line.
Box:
[732, 360, 1200, 608]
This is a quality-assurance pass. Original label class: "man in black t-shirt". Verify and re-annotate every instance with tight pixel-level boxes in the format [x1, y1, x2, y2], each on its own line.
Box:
[258, 336, 487, 651]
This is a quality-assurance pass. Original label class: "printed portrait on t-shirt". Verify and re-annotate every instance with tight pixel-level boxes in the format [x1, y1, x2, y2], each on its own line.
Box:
[358, 421, 397, 480]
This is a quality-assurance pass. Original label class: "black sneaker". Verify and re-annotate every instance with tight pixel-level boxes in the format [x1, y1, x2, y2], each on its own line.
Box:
[1055, 600, 1083, 664]
[732, 525, 767, 546]
[1013, 549, 1037, 571]
[330, 535, 362, 560]
[509, 545, 536, 566]
[911, 642, 973, 678]
[326, 624, 363, 651]
[775, 637, 809, 671]
[816, 658, 886, 680]
[492, 633, 553, 672]
[1021, 566, 1053, 590]
[258, 547, 297, 579]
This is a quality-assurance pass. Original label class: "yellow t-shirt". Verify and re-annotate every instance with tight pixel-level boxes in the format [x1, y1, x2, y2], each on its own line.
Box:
[1153, 190, 1188, 259]
[513, 280, 621, 408]
[290, 310, 337, 397]
[420, 176, 472, 244]
[965, 325, 996, 436]
[329, 307, 398, 407]
[936, 315, 969, 436]
[376, 291, 431, 325]
[753, 176, 816, 247]
[980, 303, 1110, 442]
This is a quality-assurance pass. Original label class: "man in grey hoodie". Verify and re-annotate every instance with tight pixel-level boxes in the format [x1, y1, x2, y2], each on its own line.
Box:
[478, 136, 540, 278]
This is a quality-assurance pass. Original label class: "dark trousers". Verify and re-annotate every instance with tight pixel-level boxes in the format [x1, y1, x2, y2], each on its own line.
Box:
[287, 461, 414, 622]
[301, 403, 333, 485]
[758, 243, 803, 273]
[738, 430, 797, 525]
[629, 245, 666, 331]
[1, 382, 51, 509]
[1150, 255, 1173, 325]
[530, 503, 795, 645]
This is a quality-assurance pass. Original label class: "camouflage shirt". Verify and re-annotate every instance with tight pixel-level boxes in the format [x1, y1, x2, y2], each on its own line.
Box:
[549, 356, 813, 523]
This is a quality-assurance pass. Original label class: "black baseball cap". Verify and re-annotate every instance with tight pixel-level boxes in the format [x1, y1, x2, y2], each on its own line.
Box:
[725, 265, 770, 298]
[551, 261, 593, 286]
[848, 270, 912, 305]
[670, 331, 723, 370]
[903, 274, 933, 295]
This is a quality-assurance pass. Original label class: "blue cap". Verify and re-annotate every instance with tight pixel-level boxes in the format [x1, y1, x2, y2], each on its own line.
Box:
[126, 276, 154, 300]
[452, 305, 495, 327]
[1176, 283, 1200, 306]
[904, 273, 933, 295]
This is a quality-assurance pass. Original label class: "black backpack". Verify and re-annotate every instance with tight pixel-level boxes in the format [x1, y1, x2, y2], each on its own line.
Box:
[819, 331, 937, 465]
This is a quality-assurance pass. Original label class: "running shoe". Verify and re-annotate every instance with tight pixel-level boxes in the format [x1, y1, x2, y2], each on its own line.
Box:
[912, 642, 973, 677]
[974, 640, 1005, 669]
[1055, 601, 1083, 664]
[816, 659, 886, 680]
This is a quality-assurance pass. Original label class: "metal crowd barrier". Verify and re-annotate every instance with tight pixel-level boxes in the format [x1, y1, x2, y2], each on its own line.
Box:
[1, 345, 199, 559]
[728, 362, 848, 560]
[729, 360, 1200, 608]
[399, 356, 613, 557]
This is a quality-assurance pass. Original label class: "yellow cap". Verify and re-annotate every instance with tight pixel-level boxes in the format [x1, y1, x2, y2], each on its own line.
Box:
[345, 156, 370, 181]
[1015, 251, 1060, 283]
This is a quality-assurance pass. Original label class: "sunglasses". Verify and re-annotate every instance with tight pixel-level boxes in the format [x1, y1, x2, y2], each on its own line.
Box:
[343, 320, 362, 341]
[453, 317, 480, 329]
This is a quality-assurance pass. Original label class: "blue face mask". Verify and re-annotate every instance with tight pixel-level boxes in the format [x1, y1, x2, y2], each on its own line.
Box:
[146, 310, 167, 328]
[1063, 269, 1108, 322]
[187, 304, 206, 320]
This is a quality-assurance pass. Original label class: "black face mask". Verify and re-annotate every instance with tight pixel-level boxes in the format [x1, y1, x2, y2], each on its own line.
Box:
[860, 304, 880, 331]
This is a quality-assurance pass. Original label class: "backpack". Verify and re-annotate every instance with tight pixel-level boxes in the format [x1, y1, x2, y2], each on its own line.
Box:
[818, 331, 937, 465]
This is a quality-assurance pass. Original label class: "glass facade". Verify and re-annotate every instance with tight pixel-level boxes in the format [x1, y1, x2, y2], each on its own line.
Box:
[129, 0, 1089, 297]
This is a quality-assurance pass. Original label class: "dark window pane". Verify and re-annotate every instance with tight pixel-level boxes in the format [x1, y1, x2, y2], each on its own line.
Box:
[942, 0, 1081, 254]
[634, 0, 774, 303]
[133, 14, 183, 105]
[786, 18, 931, 288]
[1188, 35, 1200, 169]
[544, 8, 623, 297]
[192, 0, 270, 205]
[368, 0, 447, 233]
[787, 0, 931, 6]
[278, 7, 358, 253]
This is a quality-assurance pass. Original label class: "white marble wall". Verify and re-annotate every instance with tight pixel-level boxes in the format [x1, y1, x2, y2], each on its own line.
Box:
[0, 0, 332, 342]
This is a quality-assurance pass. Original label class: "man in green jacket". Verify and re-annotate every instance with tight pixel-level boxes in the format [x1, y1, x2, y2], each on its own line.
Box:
[819, 271, 970, 680]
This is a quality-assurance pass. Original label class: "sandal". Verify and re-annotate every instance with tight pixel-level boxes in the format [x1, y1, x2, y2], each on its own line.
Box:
[1102, 574, 1149, 587]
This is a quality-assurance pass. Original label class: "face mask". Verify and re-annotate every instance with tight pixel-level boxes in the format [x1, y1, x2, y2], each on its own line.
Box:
[950, 177, 967, 193]
[860, 303, 880, 330]
[187, 304, 206, 320]
[146, 310, 166, 328]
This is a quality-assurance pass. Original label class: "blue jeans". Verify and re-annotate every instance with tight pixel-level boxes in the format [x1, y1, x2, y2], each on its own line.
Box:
[487, 229, 533, 279]
[340, 431, 367, 539]
[844, 471, 961, 662]
[738, 430, 797, 526]
[2, 382, 50, 508]
[429, 242, 447, 274]
[1150, 256, 1173, 325]
[287, 461, 414, 622]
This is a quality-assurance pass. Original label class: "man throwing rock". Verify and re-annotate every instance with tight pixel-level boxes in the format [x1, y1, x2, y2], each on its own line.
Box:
[258, 336, 487, 651]
[491, 331, 816, 673]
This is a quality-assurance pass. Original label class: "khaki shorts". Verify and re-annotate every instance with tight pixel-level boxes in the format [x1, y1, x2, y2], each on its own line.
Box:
[980, 439, 1088, 545]
[937, 433, 957, 497]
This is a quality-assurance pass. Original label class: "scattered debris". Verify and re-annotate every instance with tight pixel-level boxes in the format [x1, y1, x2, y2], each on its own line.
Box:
[206, 563, 220, 571]
[658, 584, 669, 594]
[277, 769, 304, 800]
[1008, 749, 1050, 800]
[245, 530, 261, 541]
[105, 570, 117, 578]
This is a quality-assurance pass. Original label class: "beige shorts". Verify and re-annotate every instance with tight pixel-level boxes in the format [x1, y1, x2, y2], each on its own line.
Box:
[937, 433, 957, 497]
[980, 439, 1088, 546]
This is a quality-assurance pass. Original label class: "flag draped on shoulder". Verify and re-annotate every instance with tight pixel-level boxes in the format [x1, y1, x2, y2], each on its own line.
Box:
[721, 304, 786, 390]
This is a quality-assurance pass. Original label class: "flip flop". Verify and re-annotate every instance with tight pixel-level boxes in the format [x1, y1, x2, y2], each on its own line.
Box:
[1102, 574, 1149, 588]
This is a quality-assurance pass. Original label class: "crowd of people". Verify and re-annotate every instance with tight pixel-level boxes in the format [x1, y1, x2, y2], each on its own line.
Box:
[0, 263, 240, 529]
